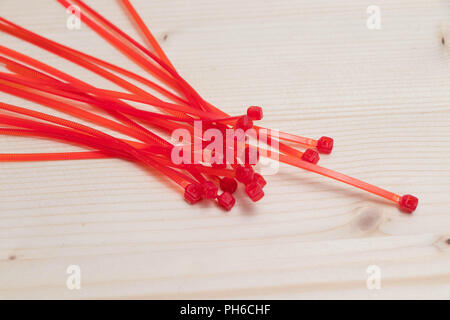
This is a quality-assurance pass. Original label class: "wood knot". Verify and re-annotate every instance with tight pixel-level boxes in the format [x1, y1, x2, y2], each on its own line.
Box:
[433, 235, 450, 252]
[439, 23, 448, 49]
[351, 207, 385, 235]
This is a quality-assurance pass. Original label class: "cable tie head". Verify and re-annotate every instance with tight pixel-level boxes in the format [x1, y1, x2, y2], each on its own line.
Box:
[253, 172, 267, 187]
[220, 177, 238, 194]
[235, 165, 254, 185]
[184, 183, 203, 204]
[245, 181, 265, 202]
[316, 136, 334, 154]
[301, 148, 320, 164]
[202, 181, 218, 199]
[247, 106, 263, 120]
[217, 192, 236, 211]
[399, 194, 418, 213]
[235, 115, 253, 131]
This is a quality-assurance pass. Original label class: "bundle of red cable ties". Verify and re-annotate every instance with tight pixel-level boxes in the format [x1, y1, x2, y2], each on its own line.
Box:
[0, 0, 418, 213]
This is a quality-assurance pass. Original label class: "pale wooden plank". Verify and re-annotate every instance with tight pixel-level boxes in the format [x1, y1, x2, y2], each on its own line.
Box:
[0, 0, 449, 299]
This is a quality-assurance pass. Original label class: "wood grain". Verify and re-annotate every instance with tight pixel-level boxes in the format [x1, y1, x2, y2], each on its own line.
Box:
[0, 0, 449, 299]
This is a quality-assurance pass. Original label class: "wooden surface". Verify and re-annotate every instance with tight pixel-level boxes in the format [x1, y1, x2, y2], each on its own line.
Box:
[0, 0, 449, 299]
